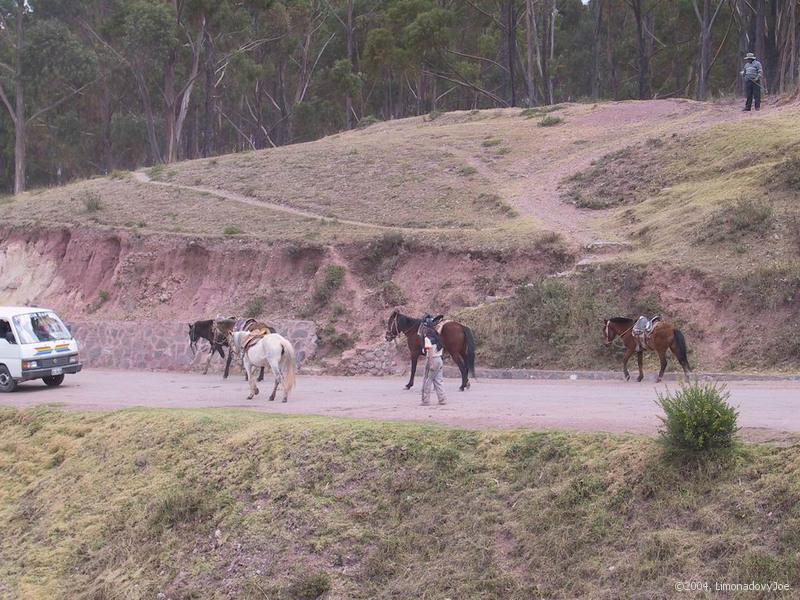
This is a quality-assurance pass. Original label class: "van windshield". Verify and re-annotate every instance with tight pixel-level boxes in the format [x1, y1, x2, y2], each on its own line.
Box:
[12, 312, 72, 344]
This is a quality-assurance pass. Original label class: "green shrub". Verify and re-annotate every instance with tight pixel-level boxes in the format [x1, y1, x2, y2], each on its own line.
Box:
[148, 164, 166, 180]
[244, 296, 266, 318]
[458, 165, 477, 176]
[481, 137, 502, 147]
[356, 115, 381, 129]
[380, 281, 407, 306]
[657, 382, 739, 453]
[312, 265, 346, 306]
[223, 225, 243, 236]
[539, 115, 564, 127]
[83, 193, 102, 213]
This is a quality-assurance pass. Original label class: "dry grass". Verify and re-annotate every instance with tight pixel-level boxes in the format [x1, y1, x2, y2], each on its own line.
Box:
[1, 407, 799, 599]
[616, 113, 800, 280]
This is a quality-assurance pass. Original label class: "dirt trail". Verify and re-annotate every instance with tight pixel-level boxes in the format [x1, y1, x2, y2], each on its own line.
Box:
[4, 369, 799, 443]
[132, 172, 467, 235]
[466, 99, 764, 250]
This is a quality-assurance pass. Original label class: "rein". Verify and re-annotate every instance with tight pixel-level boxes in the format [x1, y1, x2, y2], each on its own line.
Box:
[388, 315, 417, 340]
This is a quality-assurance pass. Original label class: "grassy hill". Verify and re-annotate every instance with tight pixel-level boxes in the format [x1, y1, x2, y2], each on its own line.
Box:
[2, 407, 799, 599]
[1, 99, 798, 371]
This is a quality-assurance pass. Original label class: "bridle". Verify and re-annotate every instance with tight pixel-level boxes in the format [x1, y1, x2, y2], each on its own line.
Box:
[605, 321, 634, 346]
[386, 313, 414, 341]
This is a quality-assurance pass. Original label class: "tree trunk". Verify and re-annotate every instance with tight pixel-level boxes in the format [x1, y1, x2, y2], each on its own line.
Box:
[345, 0, 354, 129]
[201, 27, 216, 158]
[695, 0, 711, 100]
[631, 0, 652, 99]
[504, 0, 518, 107]
[524, 0, 538, 105]
[591, 0, 603, 100]
[13, 0, 25, 194]
[548, 1, 556, 104]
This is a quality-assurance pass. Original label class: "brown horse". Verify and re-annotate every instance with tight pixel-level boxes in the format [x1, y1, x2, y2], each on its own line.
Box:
[603, 317, 691, 383]
[385, 310, 476, 391]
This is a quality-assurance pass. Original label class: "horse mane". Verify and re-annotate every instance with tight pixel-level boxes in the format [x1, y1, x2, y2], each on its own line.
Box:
[609, 317, 634, 325]
[395, 311, 421, 332]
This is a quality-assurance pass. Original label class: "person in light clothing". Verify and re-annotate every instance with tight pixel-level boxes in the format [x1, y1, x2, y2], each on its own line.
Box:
[741, 52, 763, 112]
[420, 315, 446, 406]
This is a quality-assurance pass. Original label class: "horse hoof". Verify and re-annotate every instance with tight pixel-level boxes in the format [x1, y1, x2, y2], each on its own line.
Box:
[624, 374, 630, 381]
[247, 394, 254, 400]
[405, 385, 413, 390]
[637, 376, 644, 382]
[254, 388, 260, 396]
[459, 387, 466, 392]
[282, 399, 288, 403]
[269, 395, 275, 402]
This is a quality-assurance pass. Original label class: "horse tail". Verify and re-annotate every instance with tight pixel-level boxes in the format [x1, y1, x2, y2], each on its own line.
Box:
[674, 329, 691, 372]
[464, 326, 477, 378]
[279, 337, 297, 394]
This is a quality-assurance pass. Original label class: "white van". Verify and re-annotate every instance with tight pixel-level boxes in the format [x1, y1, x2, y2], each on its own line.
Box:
[0, 306, 82, 392]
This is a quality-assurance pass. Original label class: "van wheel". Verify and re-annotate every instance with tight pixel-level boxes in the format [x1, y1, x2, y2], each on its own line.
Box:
[43, 374, 65, 387]
[0, 366, 17, 393]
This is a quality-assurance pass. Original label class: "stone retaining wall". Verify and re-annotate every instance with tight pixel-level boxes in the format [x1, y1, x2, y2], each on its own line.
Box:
[69, 320, 318, 372]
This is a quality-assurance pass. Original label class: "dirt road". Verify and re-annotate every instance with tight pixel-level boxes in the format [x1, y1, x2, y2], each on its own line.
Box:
[3, 369, 798, 442]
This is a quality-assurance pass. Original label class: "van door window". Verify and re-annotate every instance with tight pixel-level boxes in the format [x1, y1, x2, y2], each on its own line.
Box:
[0, 320, 15, 344]
[12, 312, 71, 344]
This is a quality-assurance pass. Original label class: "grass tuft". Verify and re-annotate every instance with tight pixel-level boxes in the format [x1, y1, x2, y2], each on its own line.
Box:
[539, 115, 564, 127]
[223, 225, 243, 236]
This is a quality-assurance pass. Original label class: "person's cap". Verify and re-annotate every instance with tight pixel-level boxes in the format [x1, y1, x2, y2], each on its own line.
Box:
[745, 52, 756, 60]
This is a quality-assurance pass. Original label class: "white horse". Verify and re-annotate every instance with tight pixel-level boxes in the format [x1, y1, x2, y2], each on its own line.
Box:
[229, 331, 297, 402]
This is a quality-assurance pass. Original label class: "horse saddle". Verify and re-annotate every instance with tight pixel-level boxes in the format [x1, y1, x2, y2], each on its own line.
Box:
[633, 315, 661, 350]
[241, 331, 269, 354]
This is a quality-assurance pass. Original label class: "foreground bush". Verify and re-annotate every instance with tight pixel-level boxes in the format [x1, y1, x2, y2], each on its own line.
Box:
[657, 382, 739, 452]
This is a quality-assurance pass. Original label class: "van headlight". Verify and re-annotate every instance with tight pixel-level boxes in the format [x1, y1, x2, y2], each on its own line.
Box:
[69, 355, 79, 364]
[22, 360, 38, 369]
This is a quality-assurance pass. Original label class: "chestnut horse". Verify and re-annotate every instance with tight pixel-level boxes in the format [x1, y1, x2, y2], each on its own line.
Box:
[385, 310, 476, 391]
[603, 317, 691, 382]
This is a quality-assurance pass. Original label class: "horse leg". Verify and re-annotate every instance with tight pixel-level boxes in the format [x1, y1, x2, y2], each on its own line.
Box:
[656, 348, 668, 383]
[203, 348, 214, 375]
[622, 348, 634, 381]
[267, 355, 285, 402]
[243, 355, 258, 399]
[224, 348, 233, 379]
[258, 367, 265, 382]
[636, 351, 644, 382]
[405, 356, 418, 390]
[452, 353, 468, 391]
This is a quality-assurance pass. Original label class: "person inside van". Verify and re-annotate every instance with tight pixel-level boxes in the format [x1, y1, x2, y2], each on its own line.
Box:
[0, 320, 16, 344]
[31, 316, 53, 341]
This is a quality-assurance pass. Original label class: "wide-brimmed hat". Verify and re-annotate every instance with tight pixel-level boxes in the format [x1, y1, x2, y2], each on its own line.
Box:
[745, 52, 756, 60]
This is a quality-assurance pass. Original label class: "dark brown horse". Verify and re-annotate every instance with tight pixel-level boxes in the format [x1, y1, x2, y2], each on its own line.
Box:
[385, 310, 476, 391]
[188, 318, 274, 380]
[603, 317, 691, 383]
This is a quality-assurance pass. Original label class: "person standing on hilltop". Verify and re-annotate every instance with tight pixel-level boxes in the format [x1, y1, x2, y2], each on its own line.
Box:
[741, 52, 763, 112]
[419, 315, 446, 406]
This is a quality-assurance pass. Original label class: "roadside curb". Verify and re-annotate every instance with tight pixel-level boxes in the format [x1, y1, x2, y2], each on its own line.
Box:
[443, 366, 800, 383]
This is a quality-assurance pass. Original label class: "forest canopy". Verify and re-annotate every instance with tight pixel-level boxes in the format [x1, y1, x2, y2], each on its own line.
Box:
[0, 0, 796, 193]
